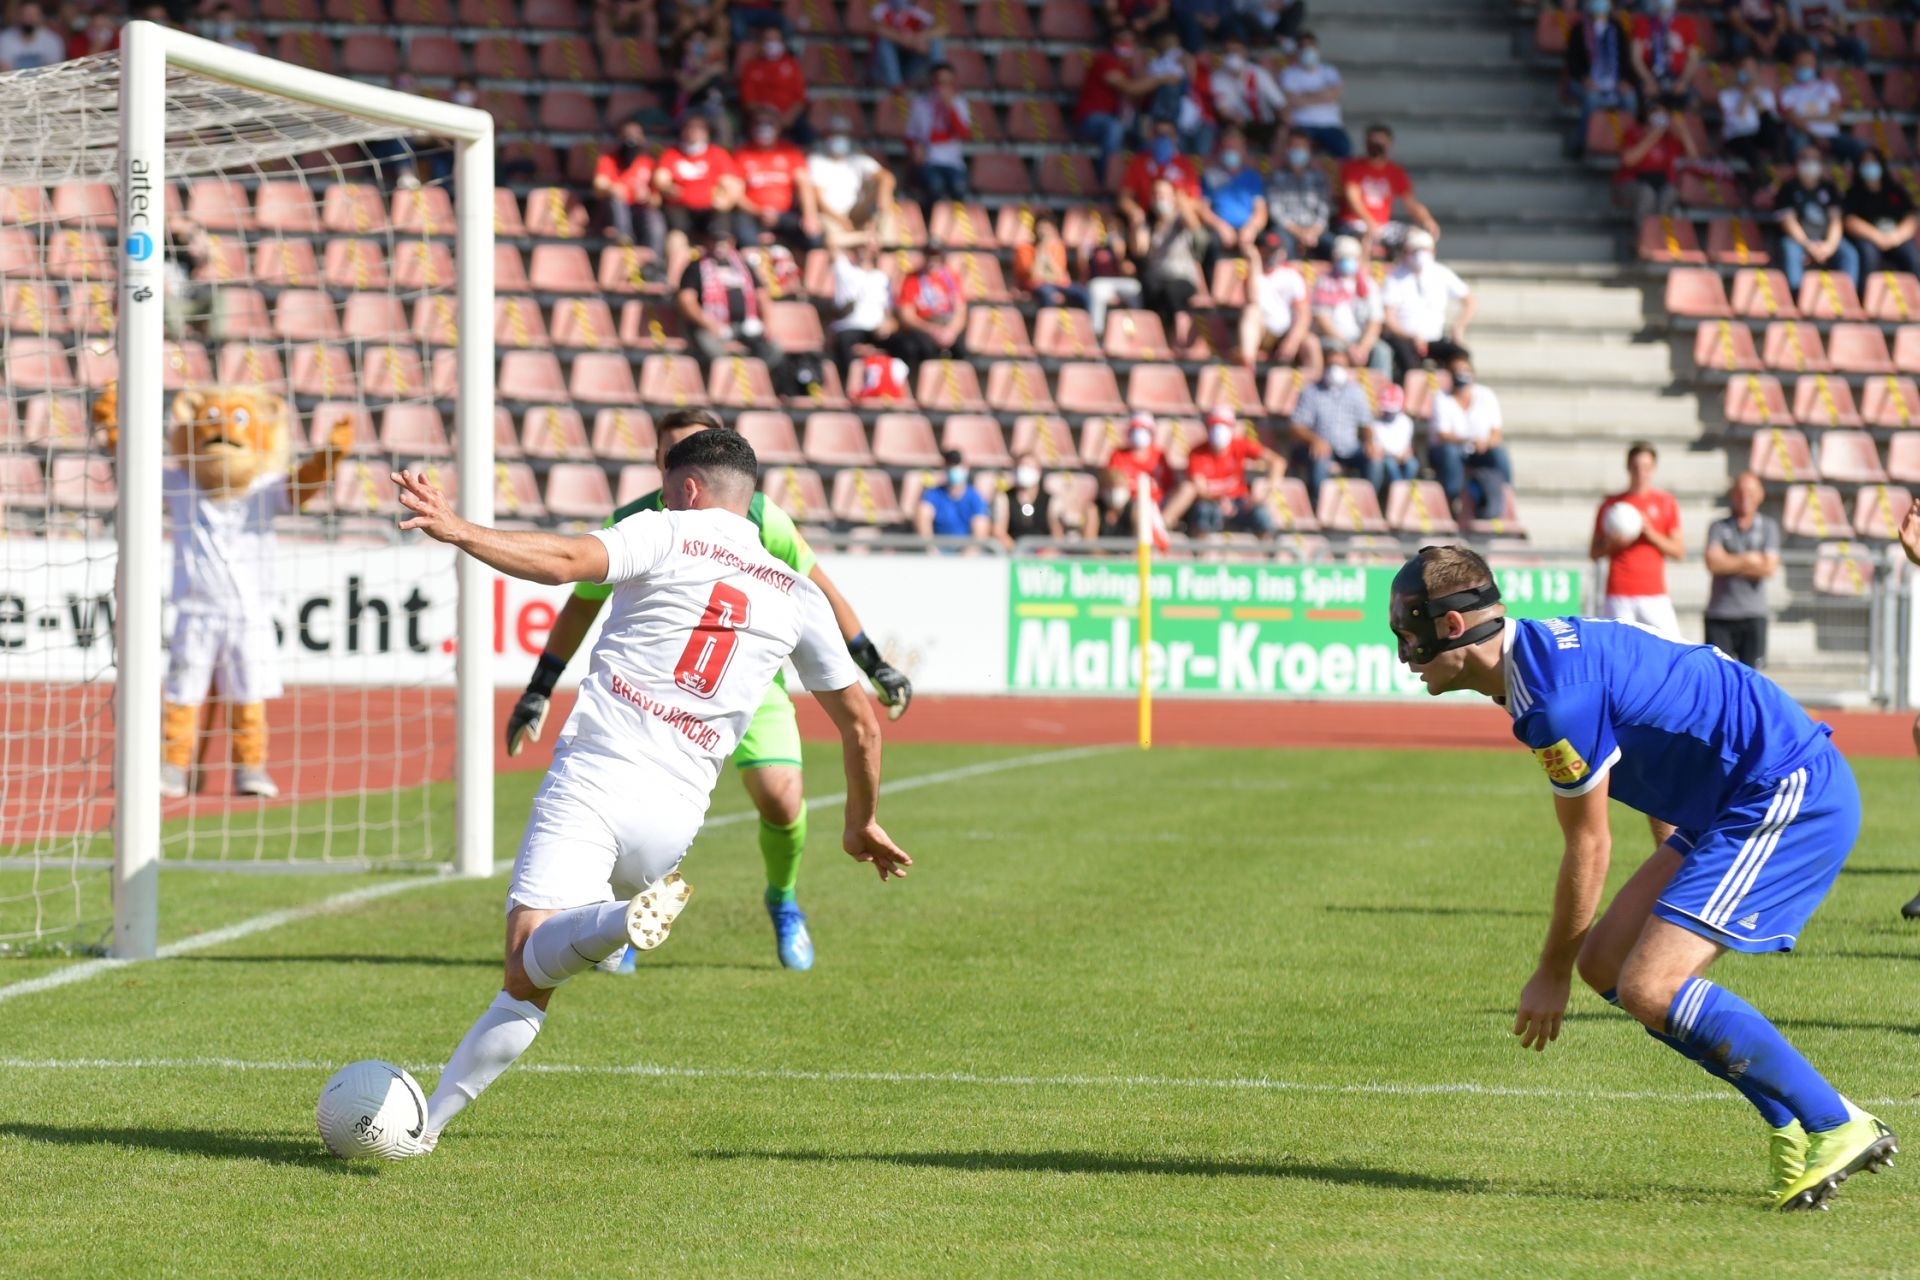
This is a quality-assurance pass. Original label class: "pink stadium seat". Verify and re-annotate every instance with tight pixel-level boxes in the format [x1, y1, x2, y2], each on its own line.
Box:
[379, 404, 451, 458]
[292, 344, 359, 399]
[1705, 218, 1770, 267]
[0, 228, 37, 277]
[341, 33, 401, 75]
[275, 31, 334, 72]
[310, 402, 377, 455]
[163, 341, 214, 390]
[493, 188, 528, 239]
[638, 354, 704, 406]
[1196, 365, 1262, 417]
[23, 395, 88, 450]
[493, 244, 531, 294]
[1894, 326, 1920, 374]
[764, 301, 825, 354]
[1104, 310, 1175, 362]
[187, 179, 255, 232]
[948, 251, 1010, 303]
[494, 296, 552, 349]
[472, 36, 534, 79]
[928, 202, 998, 250]
[1792, 374, 1863, 427]
[537, 462, 611, 521]
[1864, 271, 1920, 322]
[49, 229, 111, 280]
[0, 454, 44, 508]
[520, 404, 593, 461]
[619, 300, 686, 351]
[1315, 475, 1390, 533]
[1663, 267, 1731, 319]
[538, 90, 600, 134]
[832, 468, 905, 525]
[5, 337, 73, 392]
[363, 346, 427, 400]
[1798, 270, 1868, 321]
[539, 36, 603, 82]
[4, 281, 63, 336]
[47, 455, 115, 512]
[1009, 414, 1076, 468]
[1124, 363, 1197, 415]
[1761, 321, 1830, 373]
[529, 245, 596, 294]
[985, 360, 1057, 414]
[1817, 429, 1888, 483]
[567, 353, 638, 406]
[217, 343, 288, 393]
[872, 413, 943, 468]
[941, 414, 1014, 468]
[591, 408, 656, 462]
[1076, 416, 1132, 468]
[67, 282, 114, 339]
[799, 411, 873, 466]
[1035, 153, 1100, 200]
[50, 183, 113, 224]
[1854, 484, 1913, 539]
[410, 295, 461, 347]
[965, 306, 1034, 358]
[329, 0, 391, 22]
[1637, 216, 1706, 265]
[1723, 374, 1791, 427]
[1813, 541, 1876, 596]
[1829, 323, 1895, 374]
[709, 356, 781, 410]
[615, 463, 663, 506]
[733, 411, 804, 465]
[1782, 482, 1854, 539]
[1033, 307, 1100, 360]
[1266, 477, 1321, 534]
[598, 244, 658, 297]
[1055, 361, 1127, 416]
[916, 360, 989, 413]
[324, 238, 391, 290]
[74, 345, 115, 390]
[497, 351, 569, 403]
[1385, 480, 1460, 536]
[1750, 427, 1815, 483]
[550, 297, 620, 351]
[0, 187, 49, 225]
[406, 34, 466, 77]
[1861, 375, 1920, 428]
[489, 461, 549, 522]
[1889, 434, 1920, 485]
[761, 465, 829, 522]
[252, 239, 320, 287]
[526, 187, 591, 240]
[1693, 320, 1761, 374]
[323, 183, 388, 235]
[1731, 269, 1797, 319]
[994, 46, 1054, 92]
[330, 460, 398, 515]
[480, 92, 531, 133]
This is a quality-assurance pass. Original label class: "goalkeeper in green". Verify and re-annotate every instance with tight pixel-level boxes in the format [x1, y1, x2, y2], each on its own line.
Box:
[506, 408, 912, 969]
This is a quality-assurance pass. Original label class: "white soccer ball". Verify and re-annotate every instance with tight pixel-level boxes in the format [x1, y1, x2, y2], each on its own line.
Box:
[1603, 501, 1645, 545]
[316, 1060, 431, 1160]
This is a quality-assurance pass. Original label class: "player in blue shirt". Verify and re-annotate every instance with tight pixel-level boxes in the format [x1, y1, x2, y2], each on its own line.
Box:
[1389, 545, 1897, 1212]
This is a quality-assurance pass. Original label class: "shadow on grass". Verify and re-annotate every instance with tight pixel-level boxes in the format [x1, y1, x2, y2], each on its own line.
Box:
[0, 1121, 373, 1171]
[1321, 904, 1539, 921]
[701, 1147, 1485, 1192]
[184, 954, 497, 968]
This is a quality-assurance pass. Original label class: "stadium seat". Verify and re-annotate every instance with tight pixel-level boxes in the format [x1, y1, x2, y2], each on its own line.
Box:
[798, 411, 872, 466]
[3, 281, 62, 336]
[1889, 433, 1920, 485]
[493, 188, 528, 239]
[1761, 321, 1830, 373]
[1662, 267, 1731, 320]
[1009, 414, 1076, 468]
[187, 179, 255, 233]
[520, 404, 592, 461]
[47, 455, 115, 512]
[1782, 482, 1854, 539]
[1035, 153, 1101, 200]
[602, 37, 663, 80]
[1723, 374, 1791, 427]
[324, 239, 391, 291]
[1209, 256, 1253, 310]
[1798, 270, 1868, 321]
[410, 295, 461, 347]
[406, 34, 466, 77]
[1103, 310, 1175, 362]
[764, 300, 824, 354]
[1057, 47, 1094, 91]
[994, 46, 1054, 92]
[1196, 365, 1262, 416]
[941, 415, 1015, 468]
[1812, 541, 1876, 597]
[48, 183, 111, 225]
[22, 394, 87, 450]
[1005, 99, 1069, 147]
[526, 187, 591, 240]
[379, 404, 451, 458]
[1894, 326, 1920, 375]
[0, 228, 36, 278]
[360, 345, 425, 400]
[831, 468, 905, 525]
[871, 413, 943, 468]
[731, 411, 803, 466]
[1125, 363, 1197, 415]
[391, 187, 456, 241]
[1464, 485, 1529, 540]
[1637, 216, 1706, 265]
[1076, 416, 1130, 467]
[917, 360, 989, 413]
[1864, 271, 1920, 322]
[1385, 480, 1460, 536]
[323, 183, 388, 235]
[292, 344, 357, 399]
[1704, 218, 1770, 267]
[73, 345, 115, 390]
[1055, 361, 1126, 416]
[927, 203, 996, 250]
[472, 36, 534, 79]
[981, 360, 1056, 414]
[762, 465, 829, 522]
[494, 296, 552, 349]
[1692, 321, 1762, 374]
[341, 33, 401, 76]
[330, 460, 399, 515]
[1817, 429, 1888, 484]
[250, 239, 319, 288]
[67, 282, 114, 339]
[1861, 375, 1920, 428]
[529, 245, 596, 294]
[620, 300, 686, 351]
[1829, 323, 1896, 374]
[497, 350, 568, 403]
[1855, 483, 1914, 539]
[0, 187, 49, 225]
[481, 90, 532, 134]
[49, 229, 111, 280]
[393, 241, 455, 291]
[491, 461, 550, 522]
[190, 235, 249, 284]
[1792, 374, 1864, 428]
[1730, 269, 1797, 319]
[1264, 477, 1320, 533]
[1886, 66, 1920, 112]
[591, 407, 655, 462]
[310, 402, 377, 454]
[971, 0, 1034, 39]
[637, 354, 704, 406]
[534, 462, 606, 521]
[275, 31, 334, 72]
[801, 42, 859, 88]
[162, 341, 214, 390]
[538, 90, 600, 135]
[271, 289, 340, 343]
[564, 352, 637, 406]
[0, 454, 44, 508]
[1315, 475, 1390, 533]
[8, 338, 76, 393]
[549, 297, 619, 351]
[494, 245, 533, 294]
[709, 357, 781, 410]
[614, 463, 662, 505]
[1033, 307, 1100, 360]
[965, 306, 1034, 358]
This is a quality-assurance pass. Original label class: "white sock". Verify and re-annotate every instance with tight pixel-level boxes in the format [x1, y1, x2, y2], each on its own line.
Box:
[425, 990, 546, 1135]
[521, 900, 632, 990]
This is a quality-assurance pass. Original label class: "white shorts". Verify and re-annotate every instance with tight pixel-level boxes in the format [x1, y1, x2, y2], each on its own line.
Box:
[506, 744, 708, 915]
[1602, 593, 1684, 640]
[164, 611, 283, 704]
[1259, 311, 1292, 339]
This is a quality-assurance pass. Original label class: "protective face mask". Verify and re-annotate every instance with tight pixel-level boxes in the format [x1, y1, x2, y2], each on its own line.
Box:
[1107, 487, 1131, 507]
[946, 467, 969, 488]
[1221, 52, 1246, 71]
[1795, 65, 1816, 83]
[1299, 47, 1320, 67]
[1335, 256, 1359, 276]
[1586, 0, 1609, 15]
[828, 136, 851, 157]
[213, 21, 236, 39]
[453, 88, 479, 106]
[1325, 365, 1350, 387]
[762, 39, 784, 57]
[1654, 0, 1675, 14]
[1151, 138, 1176, 165]
[1863, 162, 1885, 182]
[1219, 149, 1241, 170]
[1208, 426, 1233, 449]
[1114, 41, 1135, 59]
[683, 139, 708, 156]
[1451, 370, 1474, 388]
[1128, 428, 1153, 450]
[1648, 112, 1669, 129]
[1153, 199, 1176, 219]
[1411, 249, 1434, 270]
[1015, 467, 1041, 488]
[1797, 159, 1822, 181]
[753, 125, 777, 146]
[1736, 68, 1752, 85]
[1287, 147, 1310, 167]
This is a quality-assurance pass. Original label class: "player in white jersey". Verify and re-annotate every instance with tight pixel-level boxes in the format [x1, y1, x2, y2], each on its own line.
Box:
[389, 429, 912, 1148]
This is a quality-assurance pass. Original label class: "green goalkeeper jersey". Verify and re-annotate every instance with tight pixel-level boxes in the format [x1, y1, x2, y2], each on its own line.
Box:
[570, 490, 818, 603]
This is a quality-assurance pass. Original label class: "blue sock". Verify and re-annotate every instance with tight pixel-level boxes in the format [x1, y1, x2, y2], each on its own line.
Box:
[1666, 978, 1850, 1133]
[1599, 987, 1796, 1129]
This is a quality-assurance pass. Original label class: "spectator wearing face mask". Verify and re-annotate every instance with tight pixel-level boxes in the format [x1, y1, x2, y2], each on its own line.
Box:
[1014, 216, 1091, 310]
[906, 63, 973, 216]
[916, 450, 992, 542]
[655, 117, 743, 276]
[1278, 31, 1350, 159]
[1108, 412, 1176, 503]
[887, 242, 968, 370]
[1172, 0, 1242, 54]
[1238, 0, 1306, 48]
[1311, 234, 1390, 376]
[1615, 100, 1700, 222]
[1428, 355, 1512, 522]
[71, 8, 121, 57]
[1628, 0, 1703, 107]
[672, 23, 730, 128]
[0, 4, 68, 69]
[1131, 177, 1205, 334]
[1718, 55, 1783, 185]
[1779, 48, 1862, 161]
[1118, 120, 1202, 230]
[1164, 405, 1283, 537]
[1772, 142, 1858, 290]
[1370, 382, 1417, 497]
[1141, 30, 1213, 158]
[738, 23, 812, 147]
[871, 0, 947, 90]
[596, 120, 667, 258]
[824, 237, 895, 369]
[1782, 0, 1867, 67]
[1238, 228, 1315, 371]
[1083, 225, 1144, 335]
[675, 218, 788, 377]
[1728, 0, 1788, 61]
[1090, 467, 1141, 541]
[807, 118, 896, 248]
[198, 2, 256, 52]
[1075, 32, 1183, 175]
[734, 109, 820, 249]
[1380, 229, 1473, 379]
[994, 456, 1065, 549]
[1338, 124, 1439, 258]
[1284, 352, 1381, 505]
[1843, 148, 1920, 278]
[1208, 37, 1285, 151]
[1268, 131, 1333, 260]
[1200, 129, 1268, 279]
[1564, 0, 1637, 160]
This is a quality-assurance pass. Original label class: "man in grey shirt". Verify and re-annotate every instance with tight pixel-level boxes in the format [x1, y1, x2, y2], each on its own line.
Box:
[1704, 470, 1781, 668]
[1287, 347, 1382, 503]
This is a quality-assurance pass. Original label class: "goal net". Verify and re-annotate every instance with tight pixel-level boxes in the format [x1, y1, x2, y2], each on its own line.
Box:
[0, 24, 495, 958]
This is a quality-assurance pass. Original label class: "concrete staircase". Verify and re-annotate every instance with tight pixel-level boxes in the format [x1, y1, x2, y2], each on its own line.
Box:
[1319, 0, 1875, 699]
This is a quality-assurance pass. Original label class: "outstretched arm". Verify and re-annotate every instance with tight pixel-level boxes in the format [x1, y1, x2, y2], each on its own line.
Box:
[394, 468, 608, 585]
[1515, 781, 1613, 1052]
[811, 682, 912, 880]
[290, 414, 356, 510]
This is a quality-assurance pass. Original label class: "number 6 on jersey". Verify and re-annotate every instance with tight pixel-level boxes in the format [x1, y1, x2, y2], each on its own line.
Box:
[674, 583, 751, 699]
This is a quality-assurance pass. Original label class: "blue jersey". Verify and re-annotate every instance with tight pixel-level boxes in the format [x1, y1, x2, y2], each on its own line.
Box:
[1503, 616, 1832, 831]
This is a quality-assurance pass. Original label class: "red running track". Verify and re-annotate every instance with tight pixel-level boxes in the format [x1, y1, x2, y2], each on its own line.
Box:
[4, 685, 1913, 841]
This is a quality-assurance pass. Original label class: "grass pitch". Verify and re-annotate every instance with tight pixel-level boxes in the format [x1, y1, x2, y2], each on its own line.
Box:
[3, 741, 1920, 1278]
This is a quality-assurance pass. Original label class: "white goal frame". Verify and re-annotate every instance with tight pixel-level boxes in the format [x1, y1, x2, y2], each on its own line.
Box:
[113, 21, 497, 958]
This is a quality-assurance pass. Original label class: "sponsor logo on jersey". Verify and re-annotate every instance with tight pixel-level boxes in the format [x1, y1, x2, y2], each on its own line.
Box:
[1534, 738, 1589, 785]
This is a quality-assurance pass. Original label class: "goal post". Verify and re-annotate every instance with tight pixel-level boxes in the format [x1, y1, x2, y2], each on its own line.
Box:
[104, 22, 496, 959]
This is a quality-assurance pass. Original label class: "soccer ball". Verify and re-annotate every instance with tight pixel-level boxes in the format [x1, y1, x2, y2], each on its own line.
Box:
[316, 1060, 431, 1160]
[1603, 501, 1645, 545]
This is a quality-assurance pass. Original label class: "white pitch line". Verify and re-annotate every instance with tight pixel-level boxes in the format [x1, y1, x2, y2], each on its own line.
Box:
[0, 1055, 1908, 1110]
[0, 746, 1117, 1008]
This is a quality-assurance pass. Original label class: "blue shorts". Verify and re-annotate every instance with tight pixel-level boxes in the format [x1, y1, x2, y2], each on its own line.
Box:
[1654, 740, 1860, 953]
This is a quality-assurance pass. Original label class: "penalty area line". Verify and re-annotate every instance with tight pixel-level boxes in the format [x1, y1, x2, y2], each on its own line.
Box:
[0, 745, 1117, 1009]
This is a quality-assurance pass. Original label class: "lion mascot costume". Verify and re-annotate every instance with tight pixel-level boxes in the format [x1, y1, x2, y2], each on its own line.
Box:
[94, 382, 352, 798]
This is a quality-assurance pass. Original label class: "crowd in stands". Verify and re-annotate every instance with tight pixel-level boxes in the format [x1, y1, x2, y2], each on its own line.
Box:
[0, 0, 1513, 554]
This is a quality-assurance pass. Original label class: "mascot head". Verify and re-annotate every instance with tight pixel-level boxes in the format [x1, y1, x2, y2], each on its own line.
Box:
[168, 386, 291, 499]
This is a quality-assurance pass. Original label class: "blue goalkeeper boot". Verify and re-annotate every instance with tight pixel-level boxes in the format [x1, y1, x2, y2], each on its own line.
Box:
[767, 896, 814, 971]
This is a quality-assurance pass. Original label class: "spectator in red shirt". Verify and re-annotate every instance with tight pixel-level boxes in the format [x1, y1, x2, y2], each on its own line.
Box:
[1615, 101, 1699, 221]
[1107, 411, 1176, 502]
[1117, 118, 1201, 229]
[871, 0, 947, 90]
[1163, 404, 1283, 536]
[738, 22, 812, 146]
[886, 241, 968, 371]
[1591, 441, 1686, 638]
[70, 7, 121, 57]
[1628, 0, 1703, 106]
[1337, 123, 1440, 258]
[906, 62, 973, 215]
[1075, 32, 1182, 174]
[733, 108, 820, 248]
[654, 116, 744, 274]
[594, 120, 665, 257]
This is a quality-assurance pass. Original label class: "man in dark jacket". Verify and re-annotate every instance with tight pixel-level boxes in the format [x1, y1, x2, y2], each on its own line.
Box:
[1565, 0, 1638, 158]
